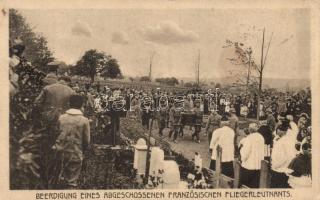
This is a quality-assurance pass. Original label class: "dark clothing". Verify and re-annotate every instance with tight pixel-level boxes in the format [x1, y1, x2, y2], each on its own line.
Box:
[204, 98, 209, 115]
[258, 125, 273, 146]
[141, 108, 152, 129]
[169, 107, 182, 140]
[235, 99, 242, 117]
[240, 167, 260, 188]
[158, 109, 167, 136]
[266, 114, 276, 133]
[288, 154, 311, 177]
[192, 107, 203, 141]
[209, 160, 234, 178]
[36, 82, 75, 115]
[270, 170, 291, 188]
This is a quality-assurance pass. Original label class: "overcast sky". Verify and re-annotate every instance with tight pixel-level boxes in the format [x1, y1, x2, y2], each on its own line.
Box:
[19, 8, 310, 80]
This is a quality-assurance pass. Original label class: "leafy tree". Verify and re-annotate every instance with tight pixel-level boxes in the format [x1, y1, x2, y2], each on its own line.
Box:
[140, 76, 151, 82]
[100, 58, 122, 79]
[73, 49, 122, 82]
[9, 9, 54, 72]
[225, 28, 273, 120]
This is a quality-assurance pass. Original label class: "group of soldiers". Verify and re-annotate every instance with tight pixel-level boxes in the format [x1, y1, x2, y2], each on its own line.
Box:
[91, 89, 208, 143]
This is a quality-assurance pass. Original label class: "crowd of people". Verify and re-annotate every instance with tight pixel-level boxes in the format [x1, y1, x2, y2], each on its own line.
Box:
[75, 77, 312, 188]
[10, 39, 312, 189]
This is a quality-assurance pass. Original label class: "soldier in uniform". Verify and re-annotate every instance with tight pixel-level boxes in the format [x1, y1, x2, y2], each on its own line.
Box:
[35, 75, 75, 187]
[205, 108, 222, 144]
[141, 95, 153, 129]
[42, 61, 60, 86]
[266, 108, 276, 133]
[192, 99, 203, 143]
[35, 75, 75, 140]
[169, 99, 183, 143]
[158, 97, 168, 137]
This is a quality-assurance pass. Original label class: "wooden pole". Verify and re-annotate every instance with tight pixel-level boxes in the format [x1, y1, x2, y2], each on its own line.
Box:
[197, 50, 200, 86]
[233, 158, 241, 188]
[245, 48, 252, 96]
[259, 160, 271, 188]
[256, 28, 265, 120]
[143, 118, 154, 185]
[215, 145, 222, 188]
[149, 52, 155, 81]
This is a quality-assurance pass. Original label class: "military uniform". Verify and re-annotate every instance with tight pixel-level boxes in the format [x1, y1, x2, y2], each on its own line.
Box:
[266, 113, 276, 133]
[192, 105, 203, 143]
[205, 112, 222, 143]
[53, 109, 90, 188]
[35, 81, 75, 127]
[158, 107, 167, 136]
[141, 97, 153, 129]
[169, 103, 183, 143]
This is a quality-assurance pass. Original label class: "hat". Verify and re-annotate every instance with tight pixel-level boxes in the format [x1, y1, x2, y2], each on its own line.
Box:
[47, 61, 62, 66]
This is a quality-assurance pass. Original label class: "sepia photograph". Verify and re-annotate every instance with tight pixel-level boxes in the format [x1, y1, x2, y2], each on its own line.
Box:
[8, 5, 314, 192]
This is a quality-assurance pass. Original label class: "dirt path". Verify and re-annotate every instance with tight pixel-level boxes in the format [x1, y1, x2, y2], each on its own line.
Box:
[151, 125, 246, 168]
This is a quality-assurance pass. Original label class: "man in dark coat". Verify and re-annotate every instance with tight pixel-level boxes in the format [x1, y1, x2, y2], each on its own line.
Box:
[35, 75, 75, 187]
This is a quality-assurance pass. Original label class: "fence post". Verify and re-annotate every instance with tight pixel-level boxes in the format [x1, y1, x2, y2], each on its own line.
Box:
[215, 145, 222, 188]
[259, 160, 271, 188]
[233, 158, 241, 188]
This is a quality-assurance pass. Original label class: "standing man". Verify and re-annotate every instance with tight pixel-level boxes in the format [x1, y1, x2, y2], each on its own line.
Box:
[192, 99, 203, 143]
[52, 94, 90, 188]
[235, 96, 242, 117]
[239, 123, 265, 188]
[43, 61, 59, 86]
[158, 98, 168, 137]
[205, 109, 221, 143]
[266, 108, 276, 133]
[35, 75, 75, 187]
[141, 95, 153, 129]
[169, 99, 183, 143]
[209, 121, 235, 178]
[229, 108, 239, 157]
[35, 75, 75, 140]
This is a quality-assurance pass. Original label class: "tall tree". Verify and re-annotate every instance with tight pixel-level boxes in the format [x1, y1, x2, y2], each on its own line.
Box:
[225, 29, 273, 120]
[100, 58, 122, 79]
[73, 49, 122, 82]
[9, 9, 54, 72]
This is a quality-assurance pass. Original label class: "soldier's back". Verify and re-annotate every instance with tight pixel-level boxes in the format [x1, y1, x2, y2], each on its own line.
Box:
[44, 83, 74, 111]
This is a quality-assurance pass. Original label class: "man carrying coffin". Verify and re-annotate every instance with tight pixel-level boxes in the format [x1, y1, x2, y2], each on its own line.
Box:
[192, 99, 203, 143]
